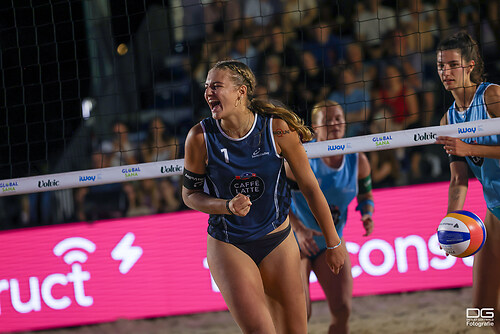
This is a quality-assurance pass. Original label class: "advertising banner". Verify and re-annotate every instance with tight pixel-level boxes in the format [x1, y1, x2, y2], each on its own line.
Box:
[0, 180, 485, 332]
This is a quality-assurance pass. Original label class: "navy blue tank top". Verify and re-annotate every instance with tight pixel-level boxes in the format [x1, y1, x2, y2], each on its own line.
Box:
[201, 114, 290, 243]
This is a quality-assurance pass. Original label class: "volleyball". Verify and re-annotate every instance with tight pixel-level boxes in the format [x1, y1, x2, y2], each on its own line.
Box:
[437, 210, 486, 258]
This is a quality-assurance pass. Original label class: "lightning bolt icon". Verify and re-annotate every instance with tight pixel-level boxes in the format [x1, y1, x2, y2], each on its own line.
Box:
[111, 232, 143, 274]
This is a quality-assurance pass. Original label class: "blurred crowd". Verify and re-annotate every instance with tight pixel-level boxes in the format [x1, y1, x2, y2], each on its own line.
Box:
[2, 0, 499, 229]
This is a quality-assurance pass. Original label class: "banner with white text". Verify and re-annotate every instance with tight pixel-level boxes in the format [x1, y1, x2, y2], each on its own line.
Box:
[0, 180, 485, 333]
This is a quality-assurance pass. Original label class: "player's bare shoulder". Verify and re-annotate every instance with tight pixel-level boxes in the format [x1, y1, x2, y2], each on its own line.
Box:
[484, 84, 500, 118]
[272, 117, 302, 156]
[272, 117, 293, 138]
[186, 123, 205, 146]
[439, 113, 448, 126]
[184, 123, 207, 166]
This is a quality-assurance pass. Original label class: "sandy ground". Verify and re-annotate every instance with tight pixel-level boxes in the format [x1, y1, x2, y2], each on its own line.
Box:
[17, 287, 493, 334]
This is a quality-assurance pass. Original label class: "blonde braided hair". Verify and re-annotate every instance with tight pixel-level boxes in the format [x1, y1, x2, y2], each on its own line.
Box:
[211, 60, 313, 141]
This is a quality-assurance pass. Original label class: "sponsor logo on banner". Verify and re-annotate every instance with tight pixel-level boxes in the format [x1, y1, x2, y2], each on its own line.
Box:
[0, 233, 142, 317]
[458, 127, 477, 134]
[160, 165, 183, 174]
[413, 132, 437, 141]
[0, 181, 19, 192]
[328, 144, 345, 151]
[122, 167, 141, 178]
[79, 175, 96, 182]
[0, 179, 486, 333]
[38, 179, 60, 188]
[0, 181, 18, 192]
[372, 135, 393, 147]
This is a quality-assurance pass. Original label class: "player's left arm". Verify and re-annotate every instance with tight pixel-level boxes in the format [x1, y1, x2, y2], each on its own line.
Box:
[274, 118, 346, 274]
[436, 85, 500, 159]
[275, 119, 339, 246]
[357, 152, 374, 236]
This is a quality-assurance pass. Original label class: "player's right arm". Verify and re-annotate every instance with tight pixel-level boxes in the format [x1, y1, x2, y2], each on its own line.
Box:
[181, 124, 251, 216]
[437, 112, 469, 213]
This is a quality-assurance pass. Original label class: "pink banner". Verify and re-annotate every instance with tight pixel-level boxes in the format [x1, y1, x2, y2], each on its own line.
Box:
[0, 180, 485, 333]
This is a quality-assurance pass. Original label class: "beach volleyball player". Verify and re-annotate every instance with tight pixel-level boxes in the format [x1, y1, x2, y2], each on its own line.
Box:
[182, 60, 346, 333]
[435, 31, 500, 332]
[286, 100, 374, 334]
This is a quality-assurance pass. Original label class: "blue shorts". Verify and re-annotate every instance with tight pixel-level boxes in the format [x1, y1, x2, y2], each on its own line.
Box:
[488, 206, 500, 221]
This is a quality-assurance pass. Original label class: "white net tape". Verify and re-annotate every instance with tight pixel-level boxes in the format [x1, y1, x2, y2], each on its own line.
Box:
[2, 118, 499, 197]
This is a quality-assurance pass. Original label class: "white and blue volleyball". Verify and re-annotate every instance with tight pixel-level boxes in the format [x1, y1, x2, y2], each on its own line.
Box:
[437, 210, 486, 258]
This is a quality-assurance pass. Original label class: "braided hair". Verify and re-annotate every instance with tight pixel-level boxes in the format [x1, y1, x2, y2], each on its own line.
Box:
[210, 60, 313, 141]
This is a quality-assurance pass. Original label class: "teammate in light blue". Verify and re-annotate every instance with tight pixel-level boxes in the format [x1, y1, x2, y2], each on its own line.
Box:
[182, 60, 346, 334]
[286, 100, 374, 334]
[435, 31, 500, 333]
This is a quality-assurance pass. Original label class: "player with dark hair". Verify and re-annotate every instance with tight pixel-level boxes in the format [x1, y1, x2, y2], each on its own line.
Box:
[286, 100, 374, 334]
[435, 31, 500, 333]
[182, 60, 347, 333]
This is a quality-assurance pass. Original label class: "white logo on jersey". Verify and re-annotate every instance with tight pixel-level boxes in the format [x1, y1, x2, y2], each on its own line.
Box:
[252, 148, 270, 158]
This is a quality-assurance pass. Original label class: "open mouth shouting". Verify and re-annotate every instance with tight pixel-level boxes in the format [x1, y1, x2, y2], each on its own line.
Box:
[208, 99, 222, 113]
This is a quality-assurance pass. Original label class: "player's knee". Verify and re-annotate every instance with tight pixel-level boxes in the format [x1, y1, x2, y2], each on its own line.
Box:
[331, 301, 351, 322]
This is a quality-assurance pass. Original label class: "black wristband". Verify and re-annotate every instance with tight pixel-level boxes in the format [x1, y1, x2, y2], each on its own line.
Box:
[226, 200, 235, 215]
[448, 154, 466, 163]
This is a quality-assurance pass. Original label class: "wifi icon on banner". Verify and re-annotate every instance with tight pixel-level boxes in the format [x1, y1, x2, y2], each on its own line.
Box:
[53, 237, 96, 265]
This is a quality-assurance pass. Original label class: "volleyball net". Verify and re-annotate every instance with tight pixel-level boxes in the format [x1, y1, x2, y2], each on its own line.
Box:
[2, 117, 500, 196]
[1, 1, 499, 224]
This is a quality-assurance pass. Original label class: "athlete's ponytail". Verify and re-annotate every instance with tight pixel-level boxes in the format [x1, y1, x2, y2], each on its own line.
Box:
[249, 99, 313, 142]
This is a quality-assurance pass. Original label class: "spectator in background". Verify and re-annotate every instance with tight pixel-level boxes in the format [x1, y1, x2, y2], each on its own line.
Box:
[242, 0, 281, 32]
[192, 35, 232, 95]
[372, 64, 419, 130]
[341, 42, 377, 96]
[354, 0, 396, 60]
[256, 55, 294, 103]
[108, 121, 139, 215]
[110, 120, 139, 167]
[379, 28, 437, 126]
[255, 25, 301, 85]
[203, 0, 242, 38]
[74, 142, 129, 221]
[368, 106, 402, 188]
[398, 0, 439, 54]
[328, 66, 371, 137]
[140, 117, 178, 163]
[281, 0, 319, 38]
[372, 64, 422, 182]
[136, 117, 182, 215]
[230, 29, 259, 72]
[296, 51, 333, 123]
[302, 20, 343, 68]
[256, 25, 300, 71]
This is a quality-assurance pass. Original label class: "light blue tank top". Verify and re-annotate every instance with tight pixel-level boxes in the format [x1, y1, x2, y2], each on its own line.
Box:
[447, 82, 500, 209]
[201, 114, 290, 243]
[291, 151, 358, 244]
